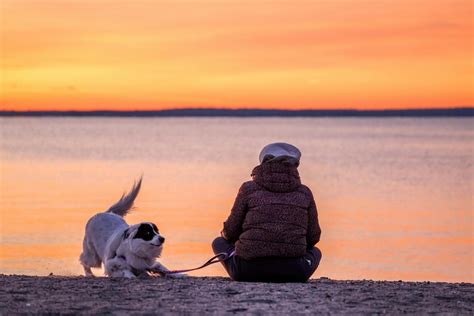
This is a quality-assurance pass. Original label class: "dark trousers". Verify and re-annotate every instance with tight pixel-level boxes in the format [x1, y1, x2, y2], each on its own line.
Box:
[212, 237, 322, 283]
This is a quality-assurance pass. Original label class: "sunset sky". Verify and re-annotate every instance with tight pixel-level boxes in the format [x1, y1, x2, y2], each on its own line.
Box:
[1, 0, 472, 111]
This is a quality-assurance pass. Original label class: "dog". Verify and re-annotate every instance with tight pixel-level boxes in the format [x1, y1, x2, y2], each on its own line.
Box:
[79, 178, 181, 278]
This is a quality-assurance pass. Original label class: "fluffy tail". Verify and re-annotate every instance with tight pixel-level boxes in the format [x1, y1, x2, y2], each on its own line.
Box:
[106, 177, 142, 217]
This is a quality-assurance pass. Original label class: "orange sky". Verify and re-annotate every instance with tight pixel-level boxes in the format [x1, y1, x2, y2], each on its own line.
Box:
[1, 0, 472, 111]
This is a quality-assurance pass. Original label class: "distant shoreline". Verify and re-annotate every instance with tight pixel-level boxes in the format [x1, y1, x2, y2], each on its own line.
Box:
[0, 107, 473, 117]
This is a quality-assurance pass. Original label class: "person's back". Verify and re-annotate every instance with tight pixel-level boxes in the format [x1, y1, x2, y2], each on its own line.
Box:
[212, 143, 322, 282]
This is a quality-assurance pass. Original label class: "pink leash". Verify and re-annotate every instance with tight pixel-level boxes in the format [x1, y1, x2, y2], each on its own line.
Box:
[151, 251, 234, 275]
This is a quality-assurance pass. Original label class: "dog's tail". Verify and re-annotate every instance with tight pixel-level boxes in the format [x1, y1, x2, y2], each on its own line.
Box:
[106, 177, 142, 217]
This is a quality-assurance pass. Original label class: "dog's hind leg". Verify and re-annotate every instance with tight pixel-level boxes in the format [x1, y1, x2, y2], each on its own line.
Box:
[83, 265, 94, 277]
[80, 252, 99, 277]
[80, 237, 101, 277]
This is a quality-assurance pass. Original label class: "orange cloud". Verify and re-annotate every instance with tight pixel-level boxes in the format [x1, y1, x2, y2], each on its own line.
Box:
[1, 0, 472, 110]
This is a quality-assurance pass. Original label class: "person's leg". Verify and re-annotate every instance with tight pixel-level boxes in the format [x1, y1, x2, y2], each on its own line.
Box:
[302, 247, 322, 280]
[211, 237, 237, 279]
[212, 238, 322, 282]
[229, 256, 305, 282]
[231, 247, 322, 283]
[212, 237, 234, 255]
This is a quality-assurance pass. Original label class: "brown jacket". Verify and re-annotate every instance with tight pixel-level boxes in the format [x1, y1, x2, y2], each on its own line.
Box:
[222, 162, 321, 260]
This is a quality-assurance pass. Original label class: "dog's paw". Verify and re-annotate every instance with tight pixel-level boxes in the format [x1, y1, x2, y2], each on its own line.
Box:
[165, 272, 188, 279]
[108, 269, 136, 278]
[137, 272, 153, 279]
[123, 271, 136, 279]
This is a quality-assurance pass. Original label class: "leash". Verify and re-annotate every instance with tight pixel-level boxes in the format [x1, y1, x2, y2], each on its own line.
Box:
[149, 251, 234, 275]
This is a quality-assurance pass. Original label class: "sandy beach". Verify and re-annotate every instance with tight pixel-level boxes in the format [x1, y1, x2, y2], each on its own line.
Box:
[1, 274, 472, 314]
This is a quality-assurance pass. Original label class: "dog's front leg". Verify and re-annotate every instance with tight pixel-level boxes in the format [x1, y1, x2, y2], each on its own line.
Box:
[114, 269, 135, 278]
[149, 261, 169, 276]
[105, 256, 136, 278]
[150, 262, 187, 278]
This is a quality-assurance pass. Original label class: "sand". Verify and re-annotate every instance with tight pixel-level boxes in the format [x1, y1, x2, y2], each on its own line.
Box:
[0, 274, 473, 314]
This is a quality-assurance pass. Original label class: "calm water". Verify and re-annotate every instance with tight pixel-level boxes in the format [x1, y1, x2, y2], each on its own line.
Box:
[0, 117, 472, 282]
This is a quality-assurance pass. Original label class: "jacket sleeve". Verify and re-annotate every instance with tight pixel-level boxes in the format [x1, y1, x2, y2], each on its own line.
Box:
[306, 188, 321, 248]
[222, 183, 249, 243]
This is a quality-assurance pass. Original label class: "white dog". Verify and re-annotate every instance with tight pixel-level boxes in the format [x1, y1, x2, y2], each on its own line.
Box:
[79, 178, 180, 278]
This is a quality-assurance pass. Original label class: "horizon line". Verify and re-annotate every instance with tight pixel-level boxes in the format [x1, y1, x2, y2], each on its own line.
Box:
[0, 107, 473, 117]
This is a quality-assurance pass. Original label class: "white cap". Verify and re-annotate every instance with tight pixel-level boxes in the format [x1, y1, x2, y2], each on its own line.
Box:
[259, 142, 301, 164]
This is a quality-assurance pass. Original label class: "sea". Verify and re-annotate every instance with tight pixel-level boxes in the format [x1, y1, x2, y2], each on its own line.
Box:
[0, 117, 472, 282]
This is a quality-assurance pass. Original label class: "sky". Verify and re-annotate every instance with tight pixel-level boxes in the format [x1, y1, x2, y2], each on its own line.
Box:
[1, 0, 473, 111]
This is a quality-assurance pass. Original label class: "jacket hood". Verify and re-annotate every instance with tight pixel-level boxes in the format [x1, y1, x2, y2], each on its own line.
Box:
[251, 161, 301, 193]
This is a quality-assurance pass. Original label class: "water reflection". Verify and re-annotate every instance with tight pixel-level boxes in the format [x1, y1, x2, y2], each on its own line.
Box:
[0, 118, 472, 282]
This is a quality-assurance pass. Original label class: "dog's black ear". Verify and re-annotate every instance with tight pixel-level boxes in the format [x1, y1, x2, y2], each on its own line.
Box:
[123, 228, 130, 239]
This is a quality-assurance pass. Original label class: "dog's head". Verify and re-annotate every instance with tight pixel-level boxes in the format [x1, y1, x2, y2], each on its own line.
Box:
[123, 222, 165, 258]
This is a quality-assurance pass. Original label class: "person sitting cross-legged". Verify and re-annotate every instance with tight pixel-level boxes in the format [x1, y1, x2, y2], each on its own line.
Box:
[212, 142, 322, 282]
